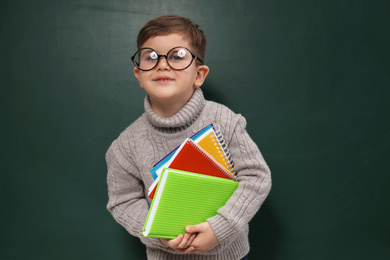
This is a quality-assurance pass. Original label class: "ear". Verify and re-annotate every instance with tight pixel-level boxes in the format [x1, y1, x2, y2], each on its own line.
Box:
[133, 67, 143, 88]
[194, 65, 210, 87]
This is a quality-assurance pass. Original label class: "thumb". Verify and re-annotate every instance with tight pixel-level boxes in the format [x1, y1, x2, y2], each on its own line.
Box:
[186, 222, 206, 233]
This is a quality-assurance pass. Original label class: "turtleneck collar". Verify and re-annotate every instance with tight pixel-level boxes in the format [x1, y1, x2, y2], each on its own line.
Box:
[144, 88, 206, 133]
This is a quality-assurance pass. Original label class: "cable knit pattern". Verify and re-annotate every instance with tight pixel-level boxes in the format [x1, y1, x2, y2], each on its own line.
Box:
[106, 88, 271, 260]
[145, 88, 206, 132]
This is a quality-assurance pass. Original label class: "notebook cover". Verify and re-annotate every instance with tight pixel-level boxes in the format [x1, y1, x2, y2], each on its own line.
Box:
[194, 128, 235, 175]
[148, 139, 236, 199]
[169, 140, 235, 180]
[150, 124, 214, 180]
[142, 168, 239, 239]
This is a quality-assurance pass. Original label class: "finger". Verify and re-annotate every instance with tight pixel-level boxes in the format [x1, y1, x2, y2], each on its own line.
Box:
[172, 241, 195, 255]
[184, 233, 196, 248]
[188, 233, 197, 245]
[186, 223, 205, 234]
[176, 233, 191, 248]
[166, 234, 184, 248]
[180, 233, 196, 249]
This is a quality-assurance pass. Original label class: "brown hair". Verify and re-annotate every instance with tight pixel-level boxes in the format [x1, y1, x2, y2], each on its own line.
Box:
[136, 15, 207, 61]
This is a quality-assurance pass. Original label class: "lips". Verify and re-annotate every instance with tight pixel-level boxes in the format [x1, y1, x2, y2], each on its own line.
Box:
[154, 76, 173, 84]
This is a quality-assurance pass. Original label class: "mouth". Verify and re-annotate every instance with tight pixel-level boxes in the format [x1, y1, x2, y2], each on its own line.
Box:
[154, 76, 173, 84]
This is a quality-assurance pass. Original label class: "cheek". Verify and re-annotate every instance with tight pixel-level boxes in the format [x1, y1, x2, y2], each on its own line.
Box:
[136, 73, 148, 88]
[181, 68, 198, 82]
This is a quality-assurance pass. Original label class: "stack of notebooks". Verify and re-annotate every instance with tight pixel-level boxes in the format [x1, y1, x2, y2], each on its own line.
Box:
[142, 124, 238, 239]
[148, 124, 236, 199]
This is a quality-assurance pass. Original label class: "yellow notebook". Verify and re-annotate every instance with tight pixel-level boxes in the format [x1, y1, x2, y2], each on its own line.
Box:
[194, 124, 235, 175]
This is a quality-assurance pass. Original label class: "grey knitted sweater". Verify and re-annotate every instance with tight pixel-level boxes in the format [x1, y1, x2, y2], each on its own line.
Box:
[106, 88, 271, 260]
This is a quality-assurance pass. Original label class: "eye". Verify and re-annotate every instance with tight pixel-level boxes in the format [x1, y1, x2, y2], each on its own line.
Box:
[178, 49, 186, 58]
[170, 49, 187, 61]
[149, 51, 158, 60]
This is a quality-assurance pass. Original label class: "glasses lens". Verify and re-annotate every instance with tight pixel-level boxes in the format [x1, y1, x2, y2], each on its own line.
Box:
[132, 47, 195, 71]
[134, 48, 158, 71]
[167, 47, 193, 70]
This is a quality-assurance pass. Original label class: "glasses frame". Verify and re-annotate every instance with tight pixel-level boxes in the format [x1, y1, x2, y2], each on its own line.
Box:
[131, 46, 204, 71]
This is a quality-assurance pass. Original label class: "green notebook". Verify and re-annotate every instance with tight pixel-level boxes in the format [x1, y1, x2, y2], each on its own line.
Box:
[142, 168, 238, 239]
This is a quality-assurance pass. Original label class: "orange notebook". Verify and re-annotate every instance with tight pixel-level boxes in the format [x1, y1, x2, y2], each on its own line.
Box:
[170, 140, 235, 180]
[194, 125, 235, 175]
[148, 140, 236, 199]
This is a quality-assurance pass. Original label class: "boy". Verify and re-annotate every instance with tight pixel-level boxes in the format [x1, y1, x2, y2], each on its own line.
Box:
[106, 15, 271, 259]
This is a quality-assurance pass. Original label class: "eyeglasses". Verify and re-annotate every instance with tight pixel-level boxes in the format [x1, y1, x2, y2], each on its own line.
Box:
[131, 46, 204, 71]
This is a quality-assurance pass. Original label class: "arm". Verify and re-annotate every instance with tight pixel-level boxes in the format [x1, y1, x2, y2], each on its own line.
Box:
[207, 116, 272, 242]
[163, 116, 272, 254]
[106, 137, 165, 249]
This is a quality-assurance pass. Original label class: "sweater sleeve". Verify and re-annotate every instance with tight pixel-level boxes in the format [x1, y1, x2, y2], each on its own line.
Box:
[207, 116, 272, 242]
[106, 134, 166, 249]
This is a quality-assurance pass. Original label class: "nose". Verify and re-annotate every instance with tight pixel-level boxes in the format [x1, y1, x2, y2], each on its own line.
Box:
[155, 55, 170, 70]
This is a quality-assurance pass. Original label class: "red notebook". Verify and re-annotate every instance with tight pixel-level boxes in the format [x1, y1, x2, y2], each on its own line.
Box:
[148, 140, 236, 199]
[170, 140, 234, 180]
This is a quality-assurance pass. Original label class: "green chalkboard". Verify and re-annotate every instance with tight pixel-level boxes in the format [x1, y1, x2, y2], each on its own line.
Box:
[1, 0, 389, 259]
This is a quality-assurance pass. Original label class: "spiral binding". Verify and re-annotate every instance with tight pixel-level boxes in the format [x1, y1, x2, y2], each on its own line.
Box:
[212, 124, 235, 175]
[189, 140, 237, 181]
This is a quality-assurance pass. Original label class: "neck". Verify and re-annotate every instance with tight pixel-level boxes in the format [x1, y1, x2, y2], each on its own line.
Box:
[149, 98, 189, 118]
[144, 88, 206, 132]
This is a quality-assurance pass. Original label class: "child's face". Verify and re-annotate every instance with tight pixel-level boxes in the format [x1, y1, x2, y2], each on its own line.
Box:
[134, 33, 209, 117]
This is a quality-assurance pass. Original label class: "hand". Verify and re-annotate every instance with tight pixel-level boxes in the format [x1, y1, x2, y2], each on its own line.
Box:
[160, 232, 197, 254]
[185, 222, 219, 253]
